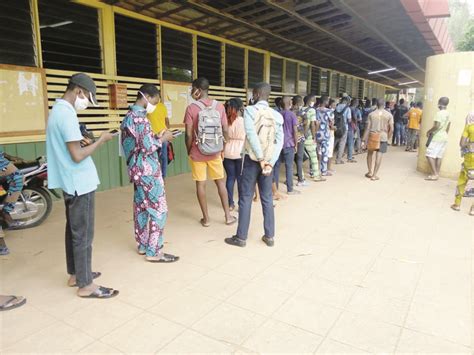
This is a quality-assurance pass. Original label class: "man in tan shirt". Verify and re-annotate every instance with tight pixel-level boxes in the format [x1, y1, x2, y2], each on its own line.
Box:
[362, 98, 394, 181]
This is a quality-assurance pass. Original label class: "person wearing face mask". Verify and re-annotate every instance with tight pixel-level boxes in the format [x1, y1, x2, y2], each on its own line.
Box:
[46, 73, 119, 299]
[302, 95, 325, 182]
[120, 84, 178, 263]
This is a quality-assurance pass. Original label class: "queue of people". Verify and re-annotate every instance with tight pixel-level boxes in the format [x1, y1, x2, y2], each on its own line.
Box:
[0, 72, 472, 311]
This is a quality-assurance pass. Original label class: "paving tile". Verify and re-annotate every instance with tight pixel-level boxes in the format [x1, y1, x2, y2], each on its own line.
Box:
[149, 288, 220, 326]
[242, 319, 323, 353]
[79, 341, 123, 354]
[191, 303, 265, 346]
[215, 256, 269, 280]
[186, 270, 248, 300]
[315, 339, 370, 354]
[396, 328, 471, 354]
[64, 299, 143, 338]
[251, 264, 310, 293]
[405, 300, 471, 347]
[328, 311, 401, 353]
[346, 286, 410, 326]
[0, 304, 57, 350]
[3, 322, 94, 353]
[159, 329, 235, 353]
[272, 295, 342, 336]
[295, 276, 356, 309]
[100, 312, 184, 353]
[227, 280, 291, 316]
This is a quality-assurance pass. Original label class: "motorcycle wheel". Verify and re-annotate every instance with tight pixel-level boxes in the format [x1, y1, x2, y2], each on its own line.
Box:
[12, 187, 53, 229]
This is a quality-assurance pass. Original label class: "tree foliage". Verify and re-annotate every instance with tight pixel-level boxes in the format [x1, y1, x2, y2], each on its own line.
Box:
[458, 20, 474, 51]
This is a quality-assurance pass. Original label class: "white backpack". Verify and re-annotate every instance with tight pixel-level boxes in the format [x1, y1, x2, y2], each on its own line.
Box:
[193, 100, 224, 155]
[245, 106, 276, 162]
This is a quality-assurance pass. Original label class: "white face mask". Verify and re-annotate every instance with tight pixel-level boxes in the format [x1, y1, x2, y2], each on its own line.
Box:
[139, 91, 156, 114]
[309, 102, 315, 107]
[74, 91, 89, 111]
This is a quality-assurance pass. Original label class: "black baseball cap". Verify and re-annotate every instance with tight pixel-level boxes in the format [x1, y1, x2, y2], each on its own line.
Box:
[69, 73, 99, 107]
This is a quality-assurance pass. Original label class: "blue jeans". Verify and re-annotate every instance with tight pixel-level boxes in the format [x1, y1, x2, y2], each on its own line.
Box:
[159, 141, 168, 178]
[279, 147, 295, 192]
[347, 129, 354, 161]
[223, 158, 242, 208]
[236, 155, 275, 239]
[393, 122, 405, 145]
[295, 141, 305, 182]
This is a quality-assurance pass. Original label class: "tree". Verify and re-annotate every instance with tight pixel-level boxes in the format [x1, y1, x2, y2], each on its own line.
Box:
[458, 19, 474, 51]
[447, 0, 471, 50]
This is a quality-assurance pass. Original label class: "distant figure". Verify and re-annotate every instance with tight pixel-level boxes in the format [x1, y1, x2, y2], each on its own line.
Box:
[392, 98, 408, 146]
[451, 112, 474, 216]
[292, 95, 307, 186]
[334, 96, 351, 164]
[274, 97, 283, 112]
[406, 102, 423, 152]
[316, 95, 332, 175]
[425, 97, 450, 181]
[362, 98, 394, 181]
[147, 89, 170, 178]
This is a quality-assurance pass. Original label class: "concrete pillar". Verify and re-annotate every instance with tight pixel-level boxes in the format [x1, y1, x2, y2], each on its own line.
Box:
[417, 52, 474, 179]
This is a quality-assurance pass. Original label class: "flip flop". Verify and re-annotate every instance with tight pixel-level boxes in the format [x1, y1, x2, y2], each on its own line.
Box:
[365, 173, 372, 179]
[469, 207, 474, 216]
[425, 176, 439, 181]
[0, 246, 9, 256]
[200, 218, 210, 227]
[0, 296, 26, 311]
[371, 176, 380, 181]
[451, 204, 461, 212]
[146, 253, 180, 263]
[225, 216, 237, 226]
[79, 286, 119, 299]
[313, 177, 326, 182]
[69, 272, 102, 287]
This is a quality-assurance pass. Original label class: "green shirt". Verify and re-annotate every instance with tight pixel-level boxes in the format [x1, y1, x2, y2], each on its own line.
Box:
[432, 110, 450, 143]
[303, 106, 316, 140]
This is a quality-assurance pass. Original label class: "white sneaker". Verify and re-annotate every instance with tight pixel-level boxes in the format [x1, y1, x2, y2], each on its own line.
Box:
[296, 180, 309, 187]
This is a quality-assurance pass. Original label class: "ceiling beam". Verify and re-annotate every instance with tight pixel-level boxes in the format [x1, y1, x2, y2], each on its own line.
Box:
[137, 0, 168, 12]
[153, 4, 188, 19]
[184, 0, 400, 85]
[263, 0, 422, 84]
[331, 0, 426, 75]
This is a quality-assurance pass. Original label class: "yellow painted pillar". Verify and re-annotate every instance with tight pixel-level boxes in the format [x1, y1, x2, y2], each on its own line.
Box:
[99, 5, 116, 76]
[264, 52, 270, 83]
[417, 52, 474, 179]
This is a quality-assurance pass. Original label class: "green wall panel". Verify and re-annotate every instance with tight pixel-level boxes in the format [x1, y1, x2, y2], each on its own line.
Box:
[0, 133, 190, 192]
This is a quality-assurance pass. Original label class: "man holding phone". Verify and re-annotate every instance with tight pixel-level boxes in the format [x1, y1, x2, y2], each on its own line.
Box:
[46, 73, 119, 299]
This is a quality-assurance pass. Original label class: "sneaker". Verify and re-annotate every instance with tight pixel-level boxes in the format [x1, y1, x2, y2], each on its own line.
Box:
[262, 236, 275, 247]
[296, 180, 309, 187]
[287, 190, 301, 195]
[224, 236, 246, 247]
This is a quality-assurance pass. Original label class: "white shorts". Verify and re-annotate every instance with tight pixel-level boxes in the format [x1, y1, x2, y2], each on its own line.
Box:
[328, 132, 335, 158]
[426, 141, 447, 159]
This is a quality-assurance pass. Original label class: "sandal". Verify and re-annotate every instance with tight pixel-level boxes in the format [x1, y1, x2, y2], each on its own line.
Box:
[365, 173, 373, 179]
[225, 216, 237, 226]
[200, 218, 210, 227]
[79, 286, 119, 299]
[313, 177, 326, 182]
[69, 272, 102, 287]
[371, 176, 380, 181]
[451, 204, 461, 212]
[469, 207, 474, 216]
[146, 253, 180, 263]
[0, 295, 26, 311]
[0, 246, 9, 256]
[425, 175, 439, 181]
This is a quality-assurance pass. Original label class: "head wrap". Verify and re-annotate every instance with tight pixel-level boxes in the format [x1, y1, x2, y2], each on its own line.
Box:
[466, 111, 474, 125]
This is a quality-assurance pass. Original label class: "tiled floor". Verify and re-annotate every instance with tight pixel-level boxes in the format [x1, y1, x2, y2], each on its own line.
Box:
[1, 149, 472, 354]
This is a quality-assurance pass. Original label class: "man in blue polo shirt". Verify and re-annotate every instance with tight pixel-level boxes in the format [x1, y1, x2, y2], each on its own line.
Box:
[46, 73, 118, 299]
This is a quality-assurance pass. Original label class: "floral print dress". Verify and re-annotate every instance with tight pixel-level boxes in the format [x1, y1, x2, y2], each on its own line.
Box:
[120, 105, 167, 257]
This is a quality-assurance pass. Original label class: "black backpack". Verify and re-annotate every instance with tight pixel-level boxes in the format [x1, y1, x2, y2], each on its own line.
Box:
[334, 105, 348, 139]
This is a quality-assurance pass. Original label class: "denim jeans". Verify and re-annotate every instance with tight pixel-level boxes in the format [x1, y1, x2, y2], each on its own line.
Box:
[347, 129, 354, 161]
[335, 131, 348, 162]
[159, 141, 168, 178]
[63, 191, 95, 288]
[223, 157, 242, 208]
[295, 140, 305, 182]
[393, 122, 405, 145]
[276, 147, 295, 192]
[236, 155, 274, 240]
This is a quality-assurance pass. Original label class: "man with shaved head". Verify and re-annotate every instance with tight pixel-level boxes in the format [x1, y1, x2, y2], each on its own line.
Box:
[362, 98, 394, 181]
[225, 82, 283, 248]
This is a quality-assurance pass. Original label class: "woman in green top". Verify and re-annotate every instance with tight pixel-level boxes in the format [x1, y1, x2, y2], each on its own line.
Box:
[451, 112, 474, 216]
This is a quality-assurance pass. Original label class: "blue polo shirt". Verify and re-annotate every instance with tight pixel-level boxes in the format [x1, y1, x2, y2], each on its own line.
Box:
[46, 99, 100, 196]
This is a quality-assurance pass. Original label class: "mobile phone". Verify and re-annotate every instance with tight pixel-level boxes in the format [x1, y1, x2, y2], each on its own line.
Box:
[171, 129, 182, 137]
[110, 129, 119, 136]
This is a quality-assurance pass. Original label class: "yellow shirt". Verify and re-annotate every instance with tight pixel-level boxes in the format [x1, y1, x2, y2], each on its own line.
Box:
[407, 108, 422, 130]
[147, 102, 168, 134]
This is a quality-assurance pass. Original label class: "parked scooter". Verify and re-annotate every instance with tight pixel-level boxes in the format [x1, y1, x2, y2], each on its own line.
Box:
[0, 157, 56, 229]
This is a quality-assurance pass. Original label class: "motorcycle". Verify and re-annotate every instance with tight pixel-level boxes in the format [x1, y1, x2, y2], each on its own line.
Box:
[0, 157, 56, 229]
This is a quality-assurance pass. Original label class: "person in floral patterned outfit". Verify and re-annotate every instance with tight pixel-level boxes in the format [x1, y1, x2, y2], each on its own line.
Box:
[120, 84, 179, 263]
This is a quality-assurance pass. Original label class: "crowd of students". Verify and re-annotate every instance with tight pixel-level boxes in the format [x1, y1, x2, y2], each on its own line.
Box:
[1, 72, 472, 311]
